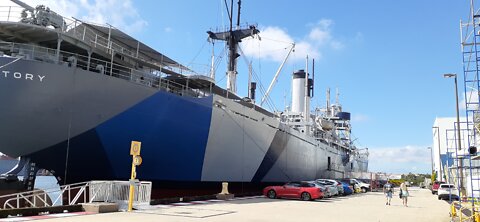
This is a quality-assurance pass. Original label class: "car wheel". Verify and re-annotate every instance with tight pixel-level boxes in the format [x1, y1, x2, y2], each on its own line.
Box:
[267, 190, 276, 199]
[301, 192, 311, 201]
[361, 187, 367, 193]
[438, 196, 441, 200]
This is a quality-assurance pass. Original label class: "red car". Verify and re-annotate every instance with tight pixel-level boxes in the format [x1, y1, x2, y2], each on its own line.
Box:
[263, 181, 323, 201]
[432, 181, 445, 194]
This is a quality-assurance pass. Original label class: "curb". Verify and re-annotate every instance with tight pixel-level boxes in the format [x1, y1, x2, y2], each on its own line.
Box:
[0, 212, 95, 221]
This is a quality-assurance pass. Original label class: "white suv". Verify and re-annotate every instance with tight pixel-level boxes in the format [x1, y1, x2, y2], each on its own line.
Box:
[437, 184, 459, 200]
[352, 179, 370, 193]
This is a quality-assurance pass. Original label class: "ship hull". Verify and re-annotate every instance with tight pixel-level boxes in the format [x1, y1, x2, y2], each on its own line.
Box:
[0, 57, 367, 197]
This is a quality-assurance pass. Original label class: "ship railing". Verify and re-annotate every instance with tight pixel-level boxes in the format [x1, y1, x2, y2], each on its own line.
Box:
[0, 180, 151, 210]
[0, 41, 210, 98]
[0, 5, 189, 76]
[0, 6, 23, 23]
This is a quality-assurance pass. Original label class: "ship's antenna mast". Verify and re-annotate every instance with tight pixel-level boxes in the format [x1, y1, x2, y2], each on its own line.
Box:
[336, 88, 339, 105]
[210, 42, 215, 80]
[207, 0, 259, 94]
[237, 0, 241, 28]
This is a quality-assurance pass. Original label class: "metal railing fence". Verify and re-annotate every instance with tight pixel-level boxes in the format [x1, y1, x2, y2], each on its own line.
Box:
[0, 180, 151, 210]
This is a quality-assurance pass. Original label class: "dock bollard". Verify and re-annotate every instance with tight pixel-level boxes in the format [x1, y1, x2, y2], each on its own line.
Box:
[220, 182, 229, 194]
[450, 203, 457, 217]
[216, 182, 234, 200]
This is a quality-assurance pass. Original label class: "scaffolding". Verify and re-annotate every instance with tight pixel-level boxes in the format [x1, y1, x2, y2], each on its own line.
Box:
[451, 0, 480, 217]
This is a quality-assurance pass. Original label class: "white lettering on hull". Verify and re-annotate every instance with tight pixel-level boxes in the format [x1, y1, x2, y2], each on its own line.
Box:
[1, 70, 45, 82]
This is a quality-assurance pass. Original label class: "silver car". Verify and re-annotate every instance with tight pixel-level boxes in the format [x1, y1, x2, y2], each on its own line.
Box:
[308, 181, 331, 198]
[314, 180, 339, 196]
[317, 179, 344, 196]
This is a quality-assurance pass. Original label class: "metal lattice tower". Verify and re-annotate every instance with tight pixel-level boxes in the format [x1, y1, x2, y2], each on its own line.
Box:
[461, 0, 480, 151]
[460, 0, 480, 209]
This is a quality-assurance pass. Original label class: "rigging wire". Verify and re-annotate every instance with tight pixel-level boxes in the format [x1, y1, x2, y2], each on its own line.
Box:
[187, 38, 209, 72]
[213, 43, 228, 85]
[0, 57, 21, 69]
[237, 45, 278, 112]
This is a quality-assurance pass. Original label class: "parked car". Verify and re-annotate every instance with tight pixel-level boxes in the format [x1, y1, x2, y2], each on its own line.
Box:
[309, 181, 331, 198]
[316, 179, 344, 196]
[339, 178, 370, 193]
[432, 181, 445, 195]
[341, 182, 353, 195]
[263, 181, 323, 201]
[315, 180, 339, 196]
[437, 184, 459, 201]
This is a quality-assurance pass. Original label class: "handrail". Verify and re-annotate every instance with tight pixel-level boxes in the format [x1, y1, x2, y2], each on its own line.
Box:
[0, 41, 211, 98]
[0, 5, 189, 74]
[0, 180, 152, 210]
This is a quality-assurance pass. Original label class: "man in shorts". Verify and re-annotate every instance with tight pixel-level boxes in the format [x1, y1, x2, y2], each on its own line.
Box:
[383, 180, 394, 205]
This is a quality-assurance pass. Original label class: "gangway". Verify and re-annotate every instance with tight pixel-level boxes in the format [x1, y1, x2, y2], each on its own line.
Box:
[0, 180, 151, 211]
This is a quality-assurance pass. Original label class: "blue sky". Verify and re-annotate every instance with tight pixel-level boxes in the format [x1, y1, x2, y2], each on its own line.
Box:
[13, 0, 471, 174]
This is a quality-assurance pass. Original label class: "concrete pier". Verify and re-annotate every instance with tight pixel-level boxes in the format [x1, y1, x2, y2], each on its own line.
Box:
[9, 187, 451, 222]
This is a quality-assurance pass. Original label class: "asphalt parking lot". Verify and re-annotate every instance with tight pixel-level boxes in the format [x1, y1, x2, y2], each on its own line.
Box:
[31, 187, 451, 222]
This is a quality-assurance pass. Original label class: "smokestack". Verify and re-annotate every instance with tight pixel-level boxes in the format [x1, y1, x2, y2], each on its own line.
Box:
[291, 70, 306, 113]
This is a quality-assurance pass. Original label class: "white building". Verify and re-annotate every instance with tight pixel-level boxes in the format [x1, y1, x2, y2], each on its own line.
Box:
[432, 117, 468, 182]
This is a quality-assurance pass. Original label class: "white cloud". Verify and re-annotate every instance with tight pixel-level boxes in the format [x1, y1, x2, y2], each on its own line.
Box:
[370, 145, 430, 163]
[10, 0, 147, 33]
[369, 145, 431, 174]
[164, 27, 173, 33]
[240, 19, 343, 63]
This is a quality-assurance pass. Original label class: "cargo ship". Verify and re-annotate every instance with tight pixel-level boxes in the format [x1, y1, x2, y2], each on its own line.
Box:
[0, 0, 368, 197]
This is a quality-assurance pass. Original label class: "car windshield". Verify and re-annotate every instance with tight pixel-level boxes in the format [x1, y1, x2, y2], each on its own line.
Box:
[299, 182, 315, 187]
[285, 182, 300, 187]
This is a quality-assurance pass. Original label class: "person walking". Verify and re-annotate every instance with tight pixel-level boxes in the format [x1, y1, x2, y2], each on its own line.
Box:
[383, 180, 394, 205]
[400, 182, 409, 207]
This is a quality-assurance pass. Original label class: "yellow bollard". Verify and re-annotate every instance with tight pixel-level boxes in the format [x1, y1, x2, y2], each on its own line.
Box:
[128, 141, 142, 212]
[451, 203, 457, 217]
[475, 211, 480, 222]
[128, 159, 136, 212]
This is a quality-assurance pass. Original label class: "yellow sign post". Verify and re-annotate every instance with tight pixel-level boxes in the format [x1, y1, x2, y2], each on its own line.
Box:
[128, 141, 142, 212]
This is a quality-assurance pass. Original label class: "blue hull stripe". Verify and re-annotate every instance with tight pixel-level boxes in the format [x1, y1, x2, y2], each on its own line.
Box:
[96, 91, 213, 181]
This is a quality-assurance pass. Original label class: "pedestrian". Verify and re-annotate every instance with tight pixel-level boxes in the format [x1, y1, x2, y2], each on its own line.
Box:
[383, 180, 394, 205]
[400, 182, 409, 207]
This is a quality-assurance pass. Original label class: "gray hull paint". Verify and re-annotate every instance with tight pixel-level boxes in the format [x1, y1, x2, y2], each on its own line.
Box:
[202, 95, 367, 182]
[0, 58, 157, 157]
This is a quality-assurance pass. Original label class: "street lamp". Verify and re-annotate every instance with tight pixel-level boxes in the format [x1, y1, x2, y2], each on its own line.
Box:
[443, 73, 464, 197]
[443, 73, 462, 151]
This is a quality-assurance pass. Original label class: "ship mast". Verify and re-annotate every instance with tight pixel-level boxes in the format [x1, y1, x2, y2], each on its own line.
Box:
[207, 0, 259, 94]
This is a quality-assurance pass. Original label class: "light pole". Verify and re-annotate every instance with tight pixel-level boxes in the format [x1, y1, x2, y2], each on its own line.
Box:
[443, 73, 462, 151]
[443, 73, 464, 197]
